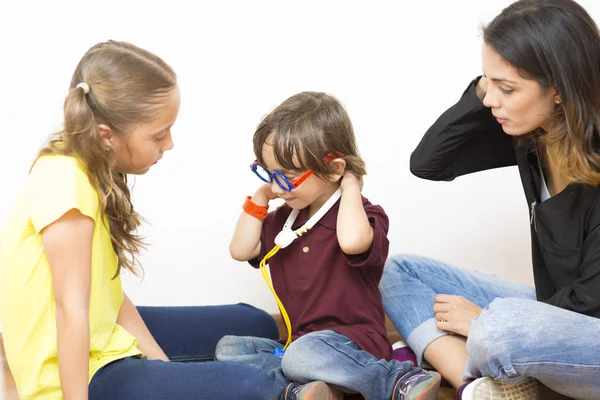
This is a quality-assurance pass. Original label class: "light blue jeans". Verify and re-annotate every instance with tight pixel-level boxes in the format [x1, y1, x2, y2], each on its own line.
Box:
[379, 254, 600, 400]
[215, 330, 415, 400]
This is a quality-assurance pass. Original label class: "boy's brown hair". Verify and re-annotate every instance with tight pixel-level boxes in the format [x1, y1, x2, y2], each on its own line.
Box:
[253, 91, 366, 180]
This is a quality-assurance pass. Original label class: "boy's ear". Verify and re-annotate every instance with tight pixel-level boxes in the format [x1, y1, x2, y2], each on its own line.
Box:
[327, 158, 346, 182]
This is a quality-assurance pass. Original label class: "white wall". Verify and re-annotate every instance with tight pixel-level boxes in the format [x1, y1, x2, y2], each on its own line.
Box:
[2, 0, 599, 316]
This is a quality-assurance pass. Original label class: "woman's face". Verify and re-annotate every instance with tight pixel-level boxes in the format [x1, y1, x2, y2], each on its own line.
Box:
[481, 43, 559, 136]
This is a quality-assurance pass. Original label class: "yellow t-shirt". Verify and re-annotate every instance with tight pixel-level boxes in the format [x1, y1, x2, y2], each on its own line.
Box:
[0, 155, 141, 400]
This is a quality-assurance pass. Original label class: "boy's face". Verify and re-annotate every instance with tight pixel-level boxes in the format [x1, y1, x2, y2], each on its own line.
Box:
[260, 140, 340, 213]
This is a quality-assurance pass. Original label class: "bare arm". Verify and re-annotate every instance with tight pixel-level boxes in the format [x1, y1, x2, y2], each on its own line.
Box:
[42, 209, 93, 400]
[336, 174, 374, 255]
[117, 293, 169, 361]
[229, 184, 276, 261]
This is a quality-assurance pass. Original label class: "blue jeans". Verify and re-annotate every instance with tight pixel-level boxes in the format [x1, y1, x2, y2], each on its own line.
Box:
[89, 303, 281, 400]
[379, 254, 600, 400]
[215, 330, 415, 400]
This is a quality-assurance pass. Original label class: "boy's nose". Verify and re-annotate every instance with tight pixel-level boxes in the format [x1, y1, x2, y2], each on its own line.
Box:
[270, 180, 286, 195]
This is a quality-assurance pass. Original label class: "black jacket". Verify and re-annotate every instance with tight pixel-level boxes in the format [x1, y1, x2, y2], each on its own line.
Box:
[411, 77, 600, 318]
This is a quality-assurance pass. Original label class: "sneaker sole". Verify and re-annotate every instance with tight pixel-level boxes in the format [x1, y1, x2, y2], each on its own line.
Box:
[462, 377, 539, 400]
[405, 371, 441, 400]
[298, 381, 343, 400]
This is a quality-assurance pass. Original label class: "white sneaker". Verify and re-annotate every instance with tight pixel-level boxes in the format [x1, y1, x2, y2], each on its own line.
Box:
[462, 377, 539, 400]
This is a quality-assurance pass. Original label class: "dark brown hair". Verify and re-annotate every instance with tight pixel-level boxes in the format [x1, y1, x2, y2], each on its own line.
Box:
[484, 0, 600, 185]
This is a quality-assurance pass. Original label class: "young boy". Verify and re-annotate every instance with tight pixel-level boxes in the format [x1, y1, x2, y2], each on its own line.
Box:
[217, 91, 440, 400]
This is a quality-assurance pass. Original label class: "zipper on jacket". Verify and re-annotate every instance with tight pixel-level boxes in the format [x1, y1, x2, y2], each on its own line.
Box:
[530, 201, 537, 232]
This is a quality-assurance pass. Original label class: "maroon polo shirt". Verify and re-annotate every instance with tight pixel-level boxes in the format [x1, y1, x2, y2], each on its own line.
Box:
[250, 196, 392, 361]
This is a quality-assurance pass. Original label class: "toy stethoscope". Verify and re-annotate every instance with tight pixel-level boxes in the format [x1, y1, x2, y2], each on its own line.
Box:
[259, 187, 342, 356]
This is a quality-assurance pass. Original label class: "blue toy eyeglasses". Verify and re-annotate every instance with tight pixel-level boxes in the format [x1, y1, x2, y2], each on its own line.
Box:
[250, 152, 344, 192]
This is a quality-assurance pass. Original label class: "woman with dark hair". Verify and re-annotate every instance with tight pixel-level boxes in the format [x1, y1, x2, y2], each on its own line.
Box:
[379, 0, 600, 399]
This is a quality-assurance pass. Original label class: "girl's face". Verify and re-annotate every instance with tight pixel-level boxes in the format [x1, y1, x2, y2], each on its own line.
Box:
[103, 86, 181, 175]
[481, 43, 559, 135]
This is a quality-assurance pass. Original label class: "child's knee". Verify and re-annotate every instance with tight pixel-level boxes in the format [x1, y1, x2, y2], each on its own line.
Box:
[281, 336, 319, 381]
[214, 335, 244, 360]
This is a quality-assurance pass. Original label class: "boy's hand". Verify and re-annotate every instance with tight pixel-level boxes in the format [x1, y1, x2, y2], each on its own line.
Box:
[340, 172, 363, 191]
[260, 183, 278, 199]
[253, 184, 278, 206]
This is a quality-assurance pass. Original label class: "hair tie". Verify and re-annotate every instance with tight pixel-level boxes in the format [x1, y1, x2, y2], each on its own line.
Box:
[76, 82, 90, 95]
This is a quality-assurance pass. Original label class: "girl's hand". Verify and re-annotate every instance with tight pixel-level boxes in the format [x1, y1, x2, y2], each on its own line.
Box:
[433, 294, 482, 337]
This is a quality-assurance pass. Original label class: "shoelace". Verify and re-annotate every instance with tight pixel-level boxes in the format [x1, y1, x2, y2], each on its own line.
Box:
[397, 372, 430, 397]
[283, 383, 302, 400]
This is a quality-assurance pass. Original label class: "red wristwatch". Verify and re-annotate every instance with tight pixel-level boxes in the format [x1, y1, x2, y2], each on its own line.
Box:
[243, 196, 268, 220]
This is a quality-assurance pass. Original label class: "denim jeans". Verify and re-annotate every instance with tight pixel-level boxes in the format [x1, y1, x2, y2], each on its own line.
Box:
[215, 330, 415, 400]
[88, 303, 281, 400]
[379, 254, 600, 400]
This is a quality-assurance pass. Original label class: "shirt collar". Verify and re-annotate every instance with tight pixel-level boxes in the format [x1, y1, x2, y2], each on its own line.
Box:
[290, 195, 369, 230]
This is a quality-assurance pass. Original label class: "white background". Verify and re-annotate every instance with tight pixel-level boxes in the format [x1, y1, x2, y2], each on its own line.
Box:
[1, 0, 598, 318]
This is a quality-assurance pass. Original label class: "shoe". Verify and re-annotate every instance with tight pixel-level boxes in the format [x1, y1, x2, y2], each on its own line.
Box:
[461, 377, 539, 400]
[392, 369, 441, 400]
[283, 381, 343, 400]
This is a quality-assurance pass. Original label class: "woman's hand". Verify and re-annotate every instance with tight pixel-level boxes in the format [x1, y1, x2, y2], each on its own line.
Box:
[476, 76, 489, 103]
[433, 294, 482, 337]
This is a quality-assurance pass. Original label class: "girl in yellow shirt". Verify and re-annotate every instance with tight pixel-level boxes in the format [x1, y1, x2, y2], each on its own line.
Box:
[0, 40, 279, 400]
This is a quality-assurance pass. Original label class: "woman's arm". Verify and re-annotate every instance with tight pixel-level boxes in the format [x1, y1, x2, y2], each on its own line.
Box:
[117, 293, 169, 361]
[410, 76, 516, 181]
[230, 184, 276, 261]
[42, 209, 93, 400]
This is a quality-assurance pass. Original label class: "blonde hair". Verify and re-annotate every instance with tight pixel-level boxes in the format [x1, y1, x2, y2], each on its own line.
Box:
[253, 91, 366, 180]
[35, 40, 177, 277]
